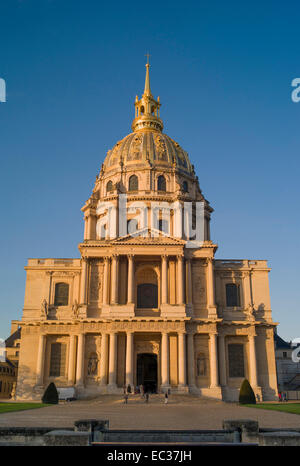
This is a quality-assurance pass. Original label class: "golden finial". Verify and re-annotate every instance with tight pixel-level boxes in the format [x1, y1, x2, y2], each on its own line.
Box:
[144, 53, 152, 96]
[131, 57, 163, 133]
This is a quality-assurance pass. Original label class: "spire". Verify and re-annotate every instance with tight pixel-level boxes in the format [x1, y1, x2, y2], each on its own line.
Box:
[143, 54, 152, 97]
[131, 58, 163, 133]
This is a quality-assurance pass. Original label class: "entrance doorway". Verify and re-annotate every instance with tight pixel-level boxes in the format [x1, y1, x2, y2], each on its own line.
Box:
[137, 353, 158, 393]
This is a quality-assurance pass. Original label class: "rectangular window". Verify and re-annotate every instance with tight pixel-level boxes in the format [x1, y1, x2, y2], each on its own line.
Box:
[49, 343, 67, 377]
[54, 283, 69, 306]
[228, 343, 245, 378]
[226, 284, 240, 307]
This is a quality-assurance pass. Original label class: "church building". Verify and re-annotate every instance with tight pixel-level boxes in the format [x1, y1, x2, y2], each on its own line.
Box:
[15, 63, 278, 401]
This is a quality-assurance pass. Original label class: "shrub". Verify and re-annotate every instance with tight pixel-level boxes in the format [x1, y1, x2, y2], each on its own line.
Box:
[239, 379, 256, 404]
[42, 382, 59, 404]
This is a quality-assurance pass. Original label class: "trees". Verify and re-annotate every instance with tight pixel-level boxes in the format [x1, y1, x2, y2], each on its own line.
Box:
[42, 382, 59, 404]
[239, 379, 256, 404]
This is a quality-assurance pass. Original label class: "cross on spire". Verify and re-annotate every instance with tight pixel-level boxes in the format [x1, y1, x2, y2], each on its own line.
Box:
[145, 52, 151, 65]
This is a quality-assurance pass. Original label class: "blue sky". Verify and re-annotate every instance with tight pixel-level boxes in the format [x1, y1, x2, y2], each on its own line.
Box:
[0, 0, 299, 341]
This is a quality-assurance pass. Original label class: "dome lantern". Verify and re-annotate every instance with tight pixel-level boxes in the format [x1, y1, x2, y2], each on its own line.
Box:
[132, 59, 163, 133]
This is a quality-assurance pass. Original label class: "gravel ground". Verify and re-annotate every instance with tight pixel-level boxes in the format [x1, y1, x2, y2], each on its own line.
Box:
[0, 395, 300, 430]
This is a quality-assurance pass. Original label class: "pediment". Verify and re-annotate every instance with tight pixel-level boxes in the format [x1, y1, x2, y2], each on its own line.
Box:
[111, 227, 186, 245]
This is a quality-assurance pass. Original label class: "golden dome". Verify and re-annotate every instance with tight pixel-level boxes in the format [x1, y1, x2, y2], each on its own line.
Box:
[103, 61, 194, 175]
[104, 130, 193, 174]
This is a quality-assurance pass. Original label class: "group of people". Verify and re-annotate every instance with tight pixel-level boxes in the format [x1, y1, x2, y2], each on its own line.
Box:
[278, 391, 288, 402]
[122, 384, 170, 404]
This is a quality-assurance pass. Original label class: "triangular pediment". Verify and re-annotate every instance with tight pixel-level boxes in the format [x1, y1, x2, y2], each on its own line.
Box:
[111, 227, 186, 245]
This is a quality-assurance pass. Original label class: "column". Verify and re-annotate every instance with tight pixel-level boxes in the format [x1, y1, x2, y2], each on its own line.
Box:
[178, 332, 187, 386]
[102, 257, 109, 305]
[125, 332, 134, 388]
[83, 215, 88, 240]
[75, 333, 85, 386]
[111, 255, 119, 304]
[108, 333, 118, 386]
[100, 333, 108, 385]
[187, 333, 195, 387]
[127, 255, 134, 304]
[46, 271, 53, 304]
[88, 213, 96, 240]
[36, 334, 46, 385]
[218, 334, 227, 387]
[161, 255, 168, 304]
[80, 257, 88, 304]
[177, 255, 185, 304]
[186, 259, 193, 304]
[209, 333, 219, 388]
[161, 333, 170, 387]
[67, 334, 76, 385]
[207, 258, 215, 307]
[249, 333, 258, 387]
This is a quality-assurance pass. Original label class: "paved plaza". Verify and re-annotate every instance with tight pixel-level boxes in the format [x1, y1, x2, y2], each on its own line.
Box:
[0, 395, 300, 430]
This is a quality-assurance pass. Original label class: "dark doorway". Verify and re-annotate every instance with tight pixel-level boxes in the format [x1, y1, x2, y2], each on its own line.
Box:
[137, 353, 158, 393]
[137, 283, 158, 308]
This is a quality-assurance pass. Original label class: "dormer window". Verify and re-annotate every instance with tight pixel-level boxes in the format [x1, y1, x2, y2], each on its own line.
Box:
[106, 181, 113, 193]
[128, 175, 138, 191]
[157, 175, 166, 192]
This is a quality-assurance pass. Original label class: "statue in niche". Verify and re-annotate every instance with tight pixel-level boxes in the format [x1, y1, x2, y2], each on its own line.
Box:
[87, 353, 98, 376]
[41, 299, 48, 319]
[72, 300, 79, 318]
[197, 355, 206, 376]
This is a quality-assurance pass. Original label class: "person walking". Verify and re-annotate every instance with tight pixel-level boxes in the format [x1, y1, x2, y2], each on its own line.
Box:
[164, 392, 168, 405]
[278, 391, 282, 402]
[124, 393, 128, 404]
[145, 392, 149, 403]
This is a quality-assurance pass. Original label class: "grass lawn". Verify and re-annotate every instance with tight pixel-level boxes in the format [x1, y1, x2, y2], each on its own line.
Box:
[0, 403, 50, 414]
[244, 403, 300, 415]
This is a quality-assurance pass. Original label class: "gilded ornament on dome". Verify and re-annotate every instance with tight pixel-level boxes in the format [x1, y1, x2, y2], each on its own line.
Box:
[128, 134, 143, 161]
[154, 135, 167, 161]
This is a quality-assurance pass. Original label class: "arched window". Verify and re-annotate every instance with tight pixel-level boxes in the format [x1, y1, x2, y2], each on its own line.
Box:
[127, 218, 138, 235]
[106, 180, 113, 193]
[158, 219, 169, 234]
[54, 282, 69, 306]
[226, 283, 240, 307]
[128, 175, 138, 191]
[157, 175, 166, 191]
[183, 181, 188, 192]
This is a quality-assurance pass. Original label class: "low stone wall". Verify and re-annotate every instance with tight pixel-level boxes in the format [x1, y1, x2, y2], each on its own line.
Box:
[95, 429, 236, 444]
[2, 419, 300, 446]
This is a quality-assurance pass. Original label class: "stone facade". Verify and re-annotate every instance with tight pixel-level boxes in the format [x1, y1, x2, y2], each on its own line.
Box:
[14, 63, 278, 402]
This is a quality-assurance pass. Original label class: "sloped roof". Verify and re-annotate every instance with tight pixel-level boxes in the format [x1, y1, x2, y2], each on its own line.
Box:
[5, 328, 21, 347]
[274, 332, 290, 349]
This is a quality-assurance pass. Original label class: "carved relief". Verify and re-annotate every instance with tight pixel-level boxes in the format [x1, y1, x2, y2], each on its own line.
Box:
[193, 274, 206, 305]
[136, 341, 159, 354]
[89, 262, 103, 302]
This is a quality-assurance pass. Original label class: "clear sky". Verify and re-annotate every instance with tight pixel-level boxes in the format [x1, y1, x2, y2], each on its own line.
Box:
[0, 0, 299, 341]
